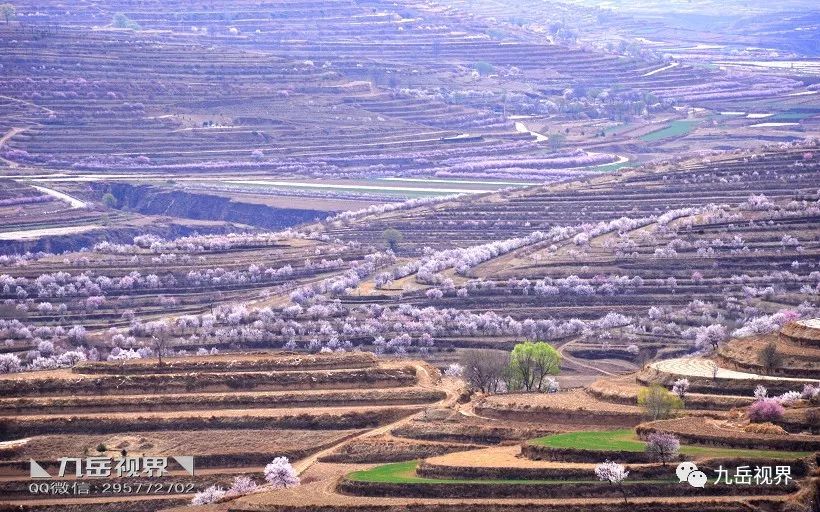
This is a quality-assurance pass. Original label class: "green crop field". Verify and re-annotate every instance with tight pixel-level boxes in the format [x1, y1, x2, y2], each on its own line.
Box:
[640, 120, 699, 142]
[531, 429, 813, 459]
[767, 111, 816, 122]
[347, 461, 668, 485]
[591, 160, 634, 173]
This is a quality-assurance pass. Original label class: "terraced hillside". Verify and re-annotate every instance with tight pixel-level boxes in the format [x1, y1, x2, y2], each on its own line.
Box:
[190, 321, 818, 512]
[0, 1, 818, 511]
[1, 144, 818, 389]
[1, 0, 818, 252]
[0, 351, 451, 510]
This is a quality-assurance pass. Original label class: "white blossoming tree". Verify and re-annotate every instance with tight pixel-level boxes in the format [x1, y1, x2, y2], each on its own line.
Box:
[595, 460, 629, 504]
[225, 475, 257, 497]
[191, 485, 226, 505]
[0, 353, 22, 374]
[671, 378, 690, 403]
[444, 363, 464, 378]
[264, 457, 300, 489]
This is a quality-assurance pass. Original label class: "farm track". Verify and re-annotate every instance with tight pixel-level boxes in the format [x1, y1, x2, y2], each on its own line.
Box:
[557, 337, 618, 377]
[28, 184, 87, 209]
[0, 127, 28, 168]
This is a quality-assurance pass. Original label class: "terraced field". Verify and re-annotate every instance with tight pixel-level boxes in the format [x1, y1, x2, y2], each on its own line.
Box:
[0, 352, 452, 509]
[0, 0, 818, 511]
[1, 0, 817, 231]
[213, 323, 817, 512]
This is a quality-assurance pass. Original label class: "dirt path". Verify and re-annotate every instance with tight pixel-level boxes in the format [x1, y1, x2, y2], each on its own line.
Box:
[0, 224, 100, 241]
[0, 126, 27, 167]
[291, 362, 461, 475]
[558, 336, 617, 376]
[29, 184, 87, 208]
[231, 459, 788, 510]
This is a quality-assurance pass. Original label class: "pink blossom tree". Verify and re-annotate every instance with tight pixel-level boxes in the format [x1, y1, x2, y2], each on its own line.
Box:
[645, 432, 680, 466]
[748, 398, 785, 423]
[695, 324, 727, 352]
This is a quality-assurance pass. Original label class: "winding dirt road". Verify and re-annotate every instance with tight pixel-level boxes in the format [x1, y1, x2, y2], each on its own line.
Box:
[291, 362, 462, 475]
[557, 336, 618, 376]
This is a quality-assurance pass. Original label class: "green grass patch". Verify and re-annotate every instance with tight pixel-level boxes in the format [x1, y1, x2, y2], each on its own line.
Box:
[767, 111, 814, 122]
[347, 461, 667, 485]
[533, 429, 645, 452]
[591, 160, 634, 173]
[531, 429, 812, 459]
[640, 120, 698, 142]
[348, 461, 427, 483]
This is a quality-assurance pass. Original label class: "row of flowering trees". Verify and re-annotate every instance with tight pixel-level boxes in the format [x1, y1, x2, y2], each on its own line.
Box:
[420, 274, 650, 299]
[0, 349, 86, 373]
[117, 304, 628, 358]
[748, 384, 819, 423]
[1, 258, 348, 299]
[373, 213, 664, 289]
[4, 286, 815, 373]
[192, 456, 299, 505]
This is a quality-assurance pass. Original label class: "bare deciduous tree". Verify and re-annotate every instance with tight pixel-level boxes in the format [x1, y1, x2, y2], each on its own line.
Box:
[459, 349, 508, 394]
[758, 342, 782, 375]
[152, 332, 169, 366]
[0, 4, 15, 24]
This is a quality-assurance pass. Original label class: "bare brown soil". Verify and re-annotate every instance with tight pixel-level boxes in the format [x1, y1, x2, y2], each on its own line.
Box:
[717, 334, 820, 378]
[0, 387, 445, 415]
[638, 417, 820, 451]
[73, 352, 377, 375]
[319, 435, 482, 464]
[474, 389, 647, 427]
[0, 429, 357, 470]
